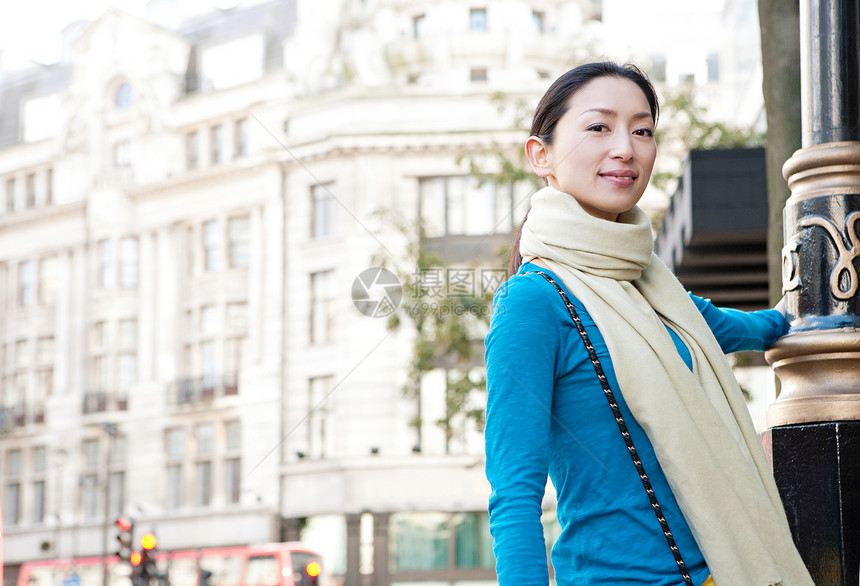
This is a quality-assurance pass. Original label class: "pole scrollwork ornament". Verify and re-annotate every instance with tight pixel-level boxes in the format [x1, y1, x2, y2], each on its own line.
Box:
[782, 241, 802, 293]
[800, 211, 860, 300]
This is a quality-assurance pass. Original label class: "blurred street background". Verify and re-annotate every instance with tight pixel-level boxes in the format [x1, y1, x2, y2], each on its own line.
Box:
[0, 1, 780, 585]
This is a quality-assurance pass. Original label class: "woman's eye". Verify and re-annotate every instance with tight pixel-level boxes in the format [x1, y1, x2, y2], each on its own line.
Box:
[587, 124, 608, 132]
[634, 128, 654, 137]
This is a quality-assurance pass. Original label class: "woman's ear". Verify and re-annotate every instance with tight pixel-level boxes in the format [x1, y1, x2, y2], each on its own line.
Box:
[525, 136, 552, 178]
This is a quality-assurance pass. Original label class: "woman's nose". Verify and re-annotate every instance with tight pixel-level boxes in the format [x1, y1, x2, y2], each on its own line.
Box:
[609, 133, 634, 160]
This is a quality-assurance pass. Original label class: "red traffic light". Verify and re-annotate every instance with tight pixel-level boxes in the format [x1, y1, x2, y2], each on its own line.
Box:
[116, 518, 133, 532]
[141, 533, 157, 550]
[130, 552, 142, 566]
[305, 562, 321, 577]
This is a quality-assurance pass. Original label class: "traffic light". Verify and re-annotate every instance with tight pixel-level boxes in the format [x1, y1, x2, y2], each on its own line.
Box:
[139, 532, 158, 583]
[115, 517, 134, 562]
[301, 560, 321, 586]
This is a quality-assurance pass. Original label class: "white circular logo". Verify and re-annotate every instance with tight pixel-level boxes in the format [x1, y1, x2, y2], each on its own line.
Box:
[352, 267, 402, 318]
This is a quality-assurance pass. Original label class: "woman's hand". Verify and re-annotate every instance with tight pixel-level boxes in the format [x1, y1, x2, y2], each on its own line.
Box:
[774, 295, 787, 317]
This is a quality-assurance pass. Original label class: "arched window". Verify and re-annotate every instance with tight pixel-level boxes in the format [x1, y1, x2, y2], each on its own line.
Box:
[115, 82, 133, 109]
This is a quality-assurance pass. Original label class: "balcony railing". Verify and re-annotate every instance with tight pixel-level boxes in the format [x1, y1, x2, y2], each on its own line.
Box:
[82, 392, 128, 415]
[0, 403, 47, 431]
[170, 373, 239, 406]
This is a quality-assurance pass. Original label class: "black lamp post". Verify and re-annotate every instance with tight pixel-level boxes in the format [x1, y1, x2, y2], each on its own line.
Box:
[763, 1, 860, 584]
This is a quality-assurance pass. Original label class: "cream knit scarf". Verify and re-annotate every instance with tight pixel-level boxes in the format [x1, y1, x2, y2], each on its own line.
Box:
[520, 186, 813, 586]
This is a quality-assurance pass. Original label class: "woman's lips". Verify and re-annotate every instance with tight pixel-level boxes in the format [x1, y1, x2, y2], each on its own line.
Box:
[599, 171, 637, 187]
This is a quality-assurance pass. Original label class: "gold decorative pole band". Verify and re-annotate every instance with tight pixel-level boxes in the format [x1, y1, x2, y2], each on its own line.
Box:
[783, 142, 860, 201]
[766, 142, 860, 428]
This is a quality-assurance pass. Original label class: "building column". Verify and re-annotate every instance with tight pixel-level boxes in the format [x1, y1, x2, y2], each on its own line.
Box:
[763, 1, 860, 584]
[372, 513, 390, 586]
[344, 514, 361, 586]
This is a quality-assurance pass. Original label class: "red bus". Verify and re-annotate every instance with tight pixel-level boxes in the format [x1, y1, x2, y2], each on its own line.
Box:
[17, 542, 328, 586]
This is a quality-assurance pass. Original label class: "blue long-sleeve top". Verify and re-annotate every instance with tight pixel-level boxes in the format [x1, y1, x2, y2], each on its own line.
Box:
[484, 262, 789, 586]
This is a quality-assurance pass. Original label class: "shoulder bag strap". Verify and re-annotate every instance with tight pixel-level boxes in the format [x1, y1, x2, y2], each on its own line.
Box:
[528, 270, 695, 586]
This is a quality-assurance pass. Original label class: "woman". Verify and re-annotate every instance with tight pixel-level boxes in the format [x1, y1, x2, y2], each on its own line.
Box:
[483, 62, 813, 586]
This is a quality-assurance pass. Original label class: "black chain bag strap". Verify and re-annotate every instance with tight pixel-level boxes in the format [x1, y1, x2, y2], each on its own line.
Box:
[528, 270, 694, 586]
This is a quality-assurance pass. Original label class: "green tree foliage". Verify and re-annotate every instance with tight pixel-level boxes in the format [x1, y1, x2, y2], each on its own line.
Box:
[651, 85, 765, 194]
[373, 215, 496, 450]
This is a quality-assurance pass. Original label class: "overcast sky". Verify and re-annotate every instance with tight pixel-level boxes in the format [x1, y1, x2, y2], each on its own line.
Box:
[0, 0, 149, 65]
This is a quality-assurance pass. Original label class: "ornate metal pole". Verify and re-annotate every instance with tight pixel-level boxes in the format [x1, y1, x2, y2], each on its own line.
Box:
[763, 0, 860, 583]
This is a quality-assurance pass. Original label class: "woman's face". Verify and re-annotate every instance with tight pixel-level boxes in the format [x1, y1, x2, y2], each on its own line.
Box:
[526, 76, 657, 221]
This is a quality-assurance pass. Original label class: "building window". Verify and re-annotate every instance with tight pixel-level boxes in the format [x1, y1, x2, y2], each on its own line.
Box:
[200, 305, 219, 336]
[389, 512, 494, 573]
[81, 473, 98, 519]
[228, 216, 250, 268]
[412, 14, 426, 38]
[118, 352, 137, 398]
[310, 270, 335, 345]
[39, 256, 59, 305]
[226, 302, 248, 331]
[5, 482, 20, 527]
[309, 376, 334, 459]
[166, 427, 186, 510]
[166, 464, 183, 510]
[199, 305, 219, 393]
[119, 319, 137, 348]
[453, 512, 494, 568]
[92, 321, 105, 348]
[36, 337, 53, 365]
[119, 236, 138, 288]
[225, 419, 241, 504]
[211, 124, 225, 164]
[469, 8, 487, 32]
[234, 118, 249, 157]
[203, 220, 220, 271]
[5, 178, 15, 213]
[186, 226, 196, 275]
[18, 260, 35, 307]
[0, 263, 6, 314]
[25, 174, 35, 208]
[707, 52, 720, 82]
[650, 55, 667, 82]
[311, 184, 337, 239]
[532, 10, 545, 33]
[418, 176, 530, 237]
[224, 338, 245, 386]
[3, 449, 22, 527]
[108, 470, 125, 518]
[81, 439, 100, 519]
[45, 168, 53, 205]
[99, 239, 116, 288]
[186, 131, 199, 170]
[115, 82, 133, 109]
[390, 513, 449, 570]
[224, 458, 241, 504]
[469, 67, 488, 82]
[35, 337, 53, 411]
[113, 140, 131, 168]
[32, 445, 46, 524]
[201, 340, 217, 394]
[195, 423, 214, 507]
[91, 355, 108, 393]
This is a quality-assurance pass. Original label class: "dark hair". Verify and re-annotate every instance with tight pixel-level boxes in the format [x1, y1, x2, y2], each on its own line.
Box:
[507, 61, 659, 275]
